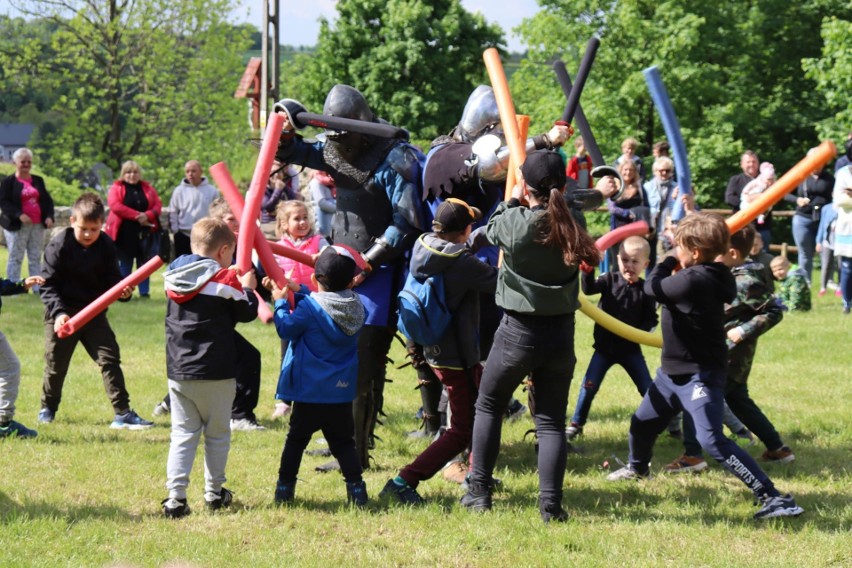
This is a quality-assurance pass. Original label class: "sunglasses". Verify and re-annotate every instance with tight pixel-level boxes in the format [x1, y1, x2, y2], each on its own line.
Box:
[657, 169, 671, 174]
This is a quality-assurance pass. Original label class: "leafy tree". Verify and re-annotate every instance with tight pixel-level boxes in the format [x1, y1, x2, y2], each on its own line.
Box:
[293, 0, 505, 145]
[802, 17, 852, 143]
[2, 0, 255, 200]
[512, 0, 832, 208]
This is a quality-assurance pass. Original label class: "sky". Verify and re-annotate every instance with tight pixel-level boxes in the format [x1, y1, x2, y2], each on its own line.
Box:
[229, 0, 540, 53]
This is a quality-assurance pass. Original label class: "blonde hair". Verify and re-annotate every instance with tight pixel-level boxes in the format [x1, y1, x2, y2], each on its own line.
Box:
[190, 217, 235, 256]
[207, 197, 233, 221]
[120, 160, 142, 177]
[674, 212, 730, 262]
[653, 156, 674, 173]
[621, 137, 639, 151]
[619, 235, 651, 259]
[770, 256, 790, 270]
[275, 200, 313, 239]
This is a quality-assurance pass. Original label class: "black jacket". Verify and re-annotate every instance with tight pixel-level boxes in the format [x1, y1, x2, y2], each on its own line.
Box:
[583, 270, 657, 356]
[0, 174, 55, 231]
[645, 256, 736, 381]
[163, 254, 258, 381]
[40, 228, 124, 319]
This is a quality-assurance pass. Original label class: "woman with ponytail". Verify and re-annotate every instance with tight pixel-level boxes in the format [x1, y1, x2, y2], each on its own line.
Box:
[460, 150, 600, 523]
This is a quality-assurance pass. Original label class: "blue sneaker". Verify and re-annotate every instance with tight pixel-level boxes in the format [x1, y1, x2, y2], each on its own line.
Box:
[0, 420, 38, 439]
[379, 478, 425, 506]
[110, 409, 153, 430]
[37, 408, 55, 424]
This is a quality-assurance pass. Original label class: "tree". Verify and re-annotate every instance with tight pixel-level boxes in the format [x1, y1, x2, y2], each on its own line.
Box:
[292, 0, 505, 145]
[511, 0, 833, 208]
[802, 17, 852, 142]
[2, 0, 255, 199]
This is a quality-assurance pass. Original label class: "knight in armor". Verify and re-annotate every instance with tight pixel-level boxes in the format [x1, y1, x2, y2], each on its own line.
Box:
[275, 84, 427, 468]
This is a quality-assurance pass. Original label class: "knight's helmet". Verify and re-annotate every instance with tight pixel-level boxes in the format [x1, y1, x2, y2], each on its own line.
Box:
[454, 85, 501, 143]
[323, 84, 375, 123]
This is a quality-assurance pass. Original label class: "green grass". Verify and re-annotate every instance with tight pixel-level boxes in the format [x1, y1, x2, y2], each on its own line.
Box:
[0, 249, 850, 567]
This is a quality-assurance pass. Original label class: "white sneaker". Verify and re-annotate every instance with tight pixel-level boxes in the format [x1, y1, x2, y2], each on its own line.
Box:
[230, 418, 266, 431]
[606, 466, 651, 481]
[152, 401, 170, 416]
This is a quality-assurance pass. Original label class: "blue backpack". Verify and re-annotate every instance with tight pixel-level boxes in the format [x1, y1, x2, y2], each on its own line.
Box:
[397, 270, 452, 347]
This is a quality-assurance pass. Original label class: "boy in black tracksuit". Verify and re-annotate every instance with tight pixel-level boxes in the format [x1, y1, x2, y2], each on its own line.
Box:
[667, 224, 795, 472]
[607, 213, 803, 520]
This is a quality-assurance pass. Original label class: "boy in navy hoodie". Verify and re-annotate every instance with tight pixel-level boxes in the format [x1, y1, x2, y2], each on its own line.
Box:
[161, 217, 258, 519]
[607, 212, 803, 520]
[265, 246, 367, 507]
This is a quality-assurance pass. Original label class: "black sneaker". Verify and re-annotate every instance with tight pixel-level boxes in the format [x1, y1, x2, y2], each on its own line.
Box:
[205, 487, 233, 511]
[275, 481, 296, 505]
[0, 420, 38, 439]
[379, 479, 425, 506]
[540, 501, 569, 523]
[754, 493, 804, 520]
[162, 497, 190, 519]
[346, 480, 368, 507]
[460, 481, 492, 512]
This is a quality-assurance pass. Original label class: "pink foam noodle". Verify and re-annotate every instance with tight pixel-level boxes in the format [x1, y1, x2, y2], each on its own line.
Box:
[595, 221, 650, 252]
[57, 256, 164, 338]
[237, 112, 285, 273]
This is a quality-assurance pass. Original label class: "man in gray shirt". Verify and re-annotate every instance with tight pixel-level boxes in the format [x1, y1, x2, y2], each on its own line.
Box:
[168, 160, 220, 256]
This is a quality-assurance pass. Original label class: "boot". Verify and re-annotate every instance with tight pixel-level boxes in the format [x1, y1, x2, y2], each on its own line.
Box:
[274, 480, 296, 504]
[346, 480, 368, 507]
[460, 481, 492, 512]
[539, 499, 569, 523]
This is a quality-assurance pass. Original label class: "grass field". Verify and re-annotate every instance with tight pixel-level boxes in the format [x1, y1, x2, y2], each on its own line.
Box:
[1, 250, 849, 567]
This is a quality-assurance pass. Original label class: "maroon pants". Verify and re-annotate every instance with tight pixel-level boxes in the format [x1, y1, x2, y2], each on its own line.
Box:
[399, 364, 481, 488]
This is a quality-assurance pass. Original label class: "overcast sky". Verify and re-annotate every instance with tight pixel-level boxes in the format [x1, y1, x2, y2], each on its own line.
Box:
[230, 0, 539, 52]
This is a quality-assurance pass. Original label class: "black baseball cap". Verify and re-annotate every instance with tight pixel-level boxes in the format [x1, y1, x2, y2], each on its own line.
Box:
[314, 246, 357, 291]
[432, 198, 482, 233]
[521, 150, 567, 192]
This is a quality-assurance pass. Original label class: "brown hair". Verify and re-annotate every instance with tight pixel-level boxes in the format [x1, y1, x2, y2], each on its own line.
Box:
[207, 197, 233, 221]
[674, 212, 730, 262]
[71, 192, 105, 222]
[729, 224, 756, 259]
[530, 187, 600, 267]
[190, 217, 235, 256]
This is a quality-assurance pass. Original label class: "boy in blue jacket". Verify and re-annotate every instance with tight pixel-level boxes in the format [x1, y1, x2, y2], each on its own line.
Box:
[265, 246, 367, 507]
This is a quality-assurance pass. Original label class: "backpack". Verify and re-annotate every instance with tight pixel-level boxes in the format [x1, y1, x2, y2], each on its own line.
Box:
[397, 270, 452, 347]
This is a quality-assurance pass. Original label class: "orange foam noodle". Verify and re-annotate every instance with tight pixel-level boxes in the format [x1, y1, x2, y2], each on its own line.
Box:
[726, 140, 836, 233]
[57, 256, 164, 338]
[505, 115, 530, 200]
[484, 49, 526, 193]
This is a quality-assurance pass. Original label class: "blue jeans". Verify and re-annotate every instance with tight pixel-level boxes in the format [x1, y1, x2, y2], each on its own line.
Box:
[628, 368, 776, 498]
[470, 312, 576, 507]
[117, 241, 152, 296]
[840, 257, 852, 309]
[792, 214, 818, 284]
[570, 350, 651, 427]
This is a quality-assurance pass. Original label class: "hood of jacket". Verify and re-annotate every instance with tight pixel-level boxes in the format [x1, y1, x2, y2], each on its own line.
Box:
[163, 255, 222, 301]
[410, 233, 465, 280]
[310, 289, 365, 336]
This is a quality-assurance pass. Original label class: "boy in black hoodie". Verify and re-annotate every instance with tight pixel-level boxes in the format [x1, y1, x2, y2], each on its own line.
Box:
[607, 213, 803, 520]
[381, 198, 498, 505]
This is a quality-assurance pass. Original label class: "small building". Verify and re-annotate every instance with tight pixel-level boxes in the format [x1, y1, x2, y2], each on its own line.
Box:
[0, 123, 36, 162]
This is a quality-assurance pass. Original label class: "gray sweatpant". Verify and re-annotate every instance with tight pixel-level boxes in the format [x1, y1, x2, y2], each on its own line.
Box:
[0, 330, 21, 422]
[166, 378, 236, 500]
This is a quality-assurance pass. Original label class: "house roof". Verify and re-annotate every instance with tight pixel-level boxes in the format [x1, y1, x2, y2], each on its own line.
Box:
[0, 124, 36, 146]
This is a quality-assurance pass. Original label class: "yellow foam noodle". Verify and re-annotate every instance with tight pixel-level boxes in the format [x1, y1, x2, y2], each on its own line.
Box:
[578, 294, 663, 348]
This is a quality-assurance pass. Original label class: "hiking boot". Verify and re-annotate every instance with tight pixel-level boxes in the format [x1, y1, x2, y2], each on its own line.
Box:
[346, 480, 368, 507]
[205, 487, 233, 511]
[110, 409, 153, 430]
[664, 454, 708, 473]
[460, 481, 492, 512]
[230, 418, 266, 432]
[606, 466, 651, 481]
[274, 481, 296, 504]
[540, 500, 569, 523]
[442, 461, 469, 484]
[380, 479, 425, 506]
[761, 446, 795, 464]
[37, 408, 55, 424]
[754, 493, 804, 520]
[0, 420, 38, 439]
[162, 497, 190, 519]
[152, 401, 170, 417]
[565, 422, 583, 441]
[504, 399, 527, 422]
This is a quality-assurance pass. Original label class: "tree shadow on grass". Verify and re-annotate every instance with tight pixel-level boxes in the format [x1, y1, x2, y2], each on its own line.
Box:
[0, 490, 134, 525]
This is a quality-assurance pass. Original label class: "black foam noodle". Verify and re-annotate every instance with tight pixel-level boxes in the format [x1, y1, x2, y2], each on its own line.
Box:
[553, 59, 605, 168]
